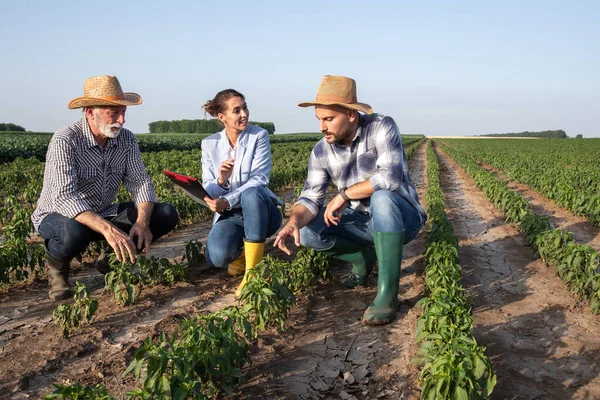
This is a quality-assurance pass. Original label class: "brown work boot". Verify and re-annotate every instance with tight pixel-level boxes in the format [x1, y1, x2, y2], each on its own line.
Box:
[45, 249, 72, 301]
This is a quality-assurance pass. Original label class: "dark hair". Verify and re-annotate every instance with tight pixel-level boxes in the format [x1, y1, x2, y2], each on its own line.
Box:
[202, 89, 245, 117]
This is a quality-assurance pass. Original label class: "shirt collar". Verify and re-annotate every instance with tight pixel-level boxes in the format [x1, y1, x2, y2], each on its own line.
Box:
[353, 113, 365, 142]
[333, 114, 363, 149]
[220, 128, 247, 156]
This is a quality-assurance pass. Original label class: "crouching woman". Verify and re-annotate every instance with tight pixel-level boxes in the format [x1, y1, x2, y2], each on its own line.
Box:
[200, 89, 283, 296]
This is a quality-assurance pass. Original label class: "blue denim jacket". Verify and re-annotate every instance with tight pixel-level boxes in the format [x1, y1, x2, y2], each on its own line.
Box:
[201, 124, 283, 225]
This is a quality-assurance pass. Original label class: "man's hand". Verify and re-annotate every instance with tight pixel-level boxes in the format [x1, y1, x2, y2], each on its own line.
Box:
[217, 159, 235, 185]
[205, 197, 230, 213]
[324, 194, 347, 227]
[273, 223, 300, 255]
[129, 222, 153, 254]
[103, 224, 137, 263]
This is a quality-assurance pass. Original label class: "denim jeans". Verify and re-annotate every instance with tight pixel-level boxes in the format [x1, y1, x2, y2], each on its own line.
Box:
[299, 190, 423, 251]
[206, 186, 283, 268]
[38, 202, 179, 260]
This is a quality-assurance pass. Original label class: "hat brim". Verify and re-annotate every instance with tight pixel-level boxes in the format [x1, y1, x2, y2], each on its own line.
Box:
[68, 93, 142, 109]
[297, 100, 372, 115]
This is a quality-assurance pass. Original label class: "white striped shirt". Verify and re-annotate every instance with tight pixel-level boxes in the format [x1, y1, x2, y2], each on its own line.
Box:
[31, 118, 157, 230]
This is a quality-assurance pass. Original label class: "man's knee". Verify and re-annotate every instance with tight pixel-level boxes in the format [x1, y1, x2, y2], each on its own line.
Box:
[51, 220, 92, 259]
[370, 190, 396, 210]
[299, 226, 333, 251]
[152, 203, 179, 232]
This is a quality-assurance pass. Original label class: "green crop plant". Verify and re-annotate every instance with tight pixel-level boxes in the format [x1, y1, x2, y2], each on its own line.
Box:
[43, 382, 113, 399]
[104, 254, 140, 306]
[52, 282, 99, 338]
[184, 239, 205, 265]
[124, 308, 252, 399]
[238, 257, 296, 333]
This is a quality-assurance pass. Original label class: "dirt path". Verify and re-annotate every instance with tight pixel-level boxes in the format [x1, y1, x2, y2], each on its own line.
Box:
[435, 144, 600, 399]
[1, 141, 430, 400]
[238, 141, 429, 400]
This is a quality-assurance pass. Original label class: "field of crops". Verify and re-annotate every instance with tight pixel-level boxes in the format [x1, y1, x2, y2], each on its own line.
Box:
[1, 134, 600, 399]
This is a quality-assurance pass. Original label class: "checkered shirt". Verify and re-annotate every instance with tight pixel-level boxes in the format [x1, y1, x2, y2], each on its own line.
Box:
[295, 113, 427, 224]
[31, 118, 157, 230]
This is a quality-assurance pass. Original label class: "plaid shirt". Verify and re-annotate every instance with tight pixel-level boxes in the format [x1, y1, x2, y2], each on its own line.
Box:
[296, 113, 427, 224]
[31, 118, 157, 230]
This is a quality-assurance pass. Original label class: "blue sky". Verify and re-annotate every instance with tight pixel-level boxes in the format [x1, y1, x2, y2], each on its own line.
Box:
[1, 1, 598, 136]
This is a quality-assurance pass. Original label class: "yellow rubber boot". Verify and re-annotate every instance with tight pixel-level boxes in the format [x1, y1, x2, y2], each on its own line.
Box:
[235, 241, 265, 297]
[227, 253, 246, 276]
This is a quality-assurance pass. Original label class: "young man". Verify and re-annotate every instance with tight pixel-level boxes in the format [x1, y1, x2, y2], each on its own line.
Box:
[32, 75, 179, 300]
[274, 75, 427, 325]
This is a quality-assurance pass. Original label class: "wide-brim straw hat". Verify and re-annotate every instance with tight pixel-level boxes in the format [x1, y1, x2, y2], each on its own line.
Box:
[68, 75, 142, 109]
[298, 75, 372, 114]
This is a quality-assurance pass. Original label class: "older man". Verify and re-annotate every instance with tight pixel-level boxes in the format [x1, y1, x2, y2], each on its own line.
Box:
[274, 75, 427, 325]
[32, 75, 179, 300]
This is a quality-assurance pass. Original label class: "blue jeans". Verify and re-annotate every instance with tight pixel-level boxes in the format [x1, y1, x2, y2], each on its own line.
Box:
[38, 202, 179, 260]
[206, 186, 283, 268]
[299, 190, 423, 250]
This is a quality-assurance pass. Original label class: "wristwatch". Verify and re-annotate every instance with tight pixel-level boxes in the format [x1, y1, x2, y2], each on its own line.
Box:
[338, 187, 351, 202]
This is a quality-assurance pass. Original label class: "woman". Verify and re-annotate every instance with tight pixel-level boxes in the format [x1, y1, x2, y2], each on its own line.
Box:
[201, 89, 283, 296]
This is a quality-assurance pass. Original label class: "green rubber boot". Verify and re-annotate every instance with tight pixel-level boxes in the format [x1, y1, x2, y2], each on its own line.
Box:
[321, 236, 376, 288]
[362, 230, 405, 325]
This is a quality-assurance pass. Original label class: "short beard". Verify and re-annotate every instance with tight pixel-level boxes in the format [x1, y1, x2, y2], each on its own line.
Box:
[93, 110, 122, 138]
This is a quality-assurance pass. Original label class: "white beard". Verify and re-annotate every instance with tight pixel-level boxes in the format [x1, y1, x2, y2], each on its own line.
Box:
[101, 125, 121, 138]
[93, 110, 122, 138]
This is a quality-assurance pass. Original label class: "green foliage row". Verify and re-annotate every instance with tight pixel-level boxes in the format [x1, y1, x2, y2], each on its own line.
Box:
[478, 129, 567, 138]
[414, 141, 496, 399]
[148, 119, 276, 135]
[444, 138, 600, 227]
[0, 122, 26, 131]
[0, 131, 325, 164]
[439, 140, 600, 314]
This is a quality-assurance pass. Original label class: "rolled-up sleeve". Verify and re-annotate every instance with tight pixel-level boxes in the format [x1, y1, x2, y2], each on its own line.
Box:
[295, 148, 330, 217]
[123, 138, 157, 205]
[49, 139, 92, 218]
[369, 117, 404, 191]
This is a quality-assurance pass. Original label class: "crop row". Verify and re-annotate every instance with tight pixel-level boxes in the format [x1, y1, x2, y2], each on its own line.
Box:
[414, 141, 496, 399]
[444, 138, 600, 226]
[438, 140, 600, 314]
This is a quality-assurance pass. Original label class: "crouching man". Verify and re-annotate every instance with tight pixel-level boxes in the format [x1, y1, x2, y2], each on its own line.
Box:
[31, 75, 179, 300]
[274, 76, 427, 325]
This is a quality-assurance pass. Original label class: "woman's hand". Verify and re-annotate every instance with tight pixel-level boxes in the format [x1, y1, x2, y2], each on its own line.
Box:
[217, 159, 235, 186]
[205, 197, 230, 213]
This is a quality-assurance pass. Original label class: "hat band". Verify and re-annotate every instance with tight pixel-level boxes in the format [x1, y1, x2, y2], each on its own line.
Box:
[316, 93, 357, 104]
[93, 94, 126, 101]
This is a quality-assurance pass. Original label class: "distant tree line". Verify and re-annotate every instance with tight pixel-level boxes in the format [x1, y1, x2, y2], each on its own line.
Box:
[149, 119, 276, 135]
[479, 130, 567, 138]
[0, 123, 25, 132]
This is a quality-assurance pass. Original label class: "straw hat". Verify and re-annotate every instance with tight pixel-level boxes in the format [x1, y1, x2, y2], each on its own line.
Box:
[68, 75, 142, 109]
[298, 75, 372, 114]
